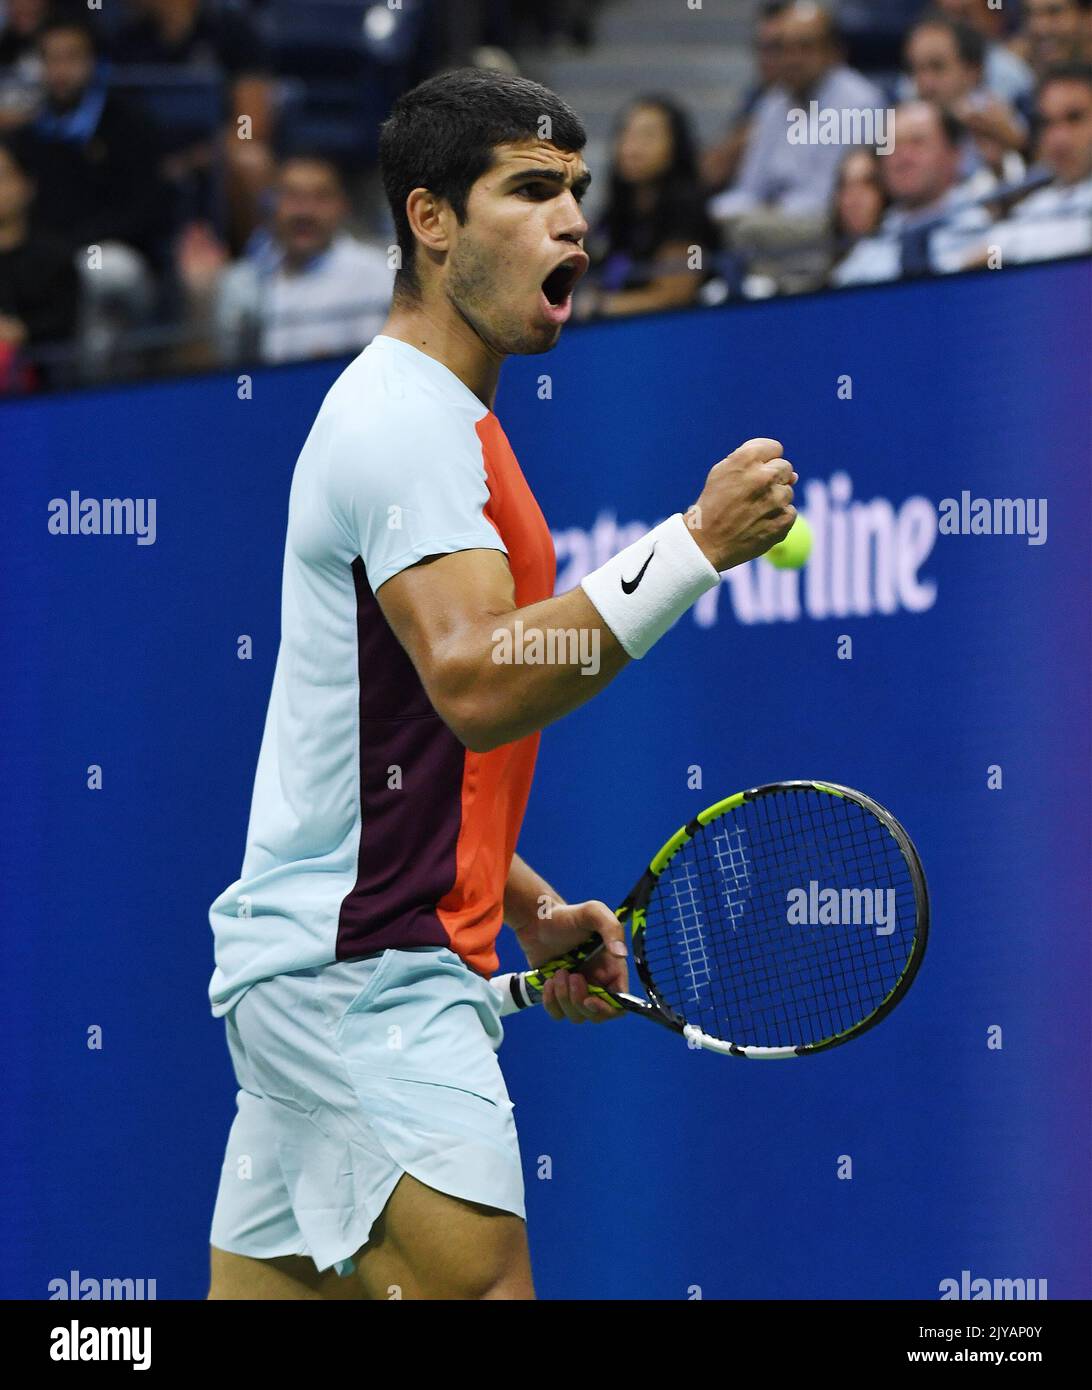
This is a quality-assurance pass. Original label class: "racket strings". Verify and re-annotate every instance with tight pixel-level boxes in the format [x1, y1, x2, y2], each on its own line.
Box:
[720, 794, 911, 1042]
[640, 790, 918, 1048]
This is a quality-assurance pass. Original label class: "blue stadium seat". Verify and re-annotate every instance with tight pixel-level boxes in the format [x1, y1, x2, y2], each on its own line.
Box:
[107, 66, 226, 154]
[836, 0, 930, 72]
[276, 77, 392, 168]
[261, 2, 425, 165]
[263, 0, 373, 79]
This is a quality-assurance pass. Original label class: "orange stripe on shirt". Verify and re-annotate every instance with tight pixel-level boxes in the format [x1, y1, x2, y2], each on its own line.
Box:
[436, 414, 557, 976]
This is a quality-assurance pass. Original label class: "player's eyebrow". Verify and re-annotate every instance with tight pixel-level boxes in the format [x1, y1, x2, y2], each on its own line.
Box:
[505, 166, 593, 199]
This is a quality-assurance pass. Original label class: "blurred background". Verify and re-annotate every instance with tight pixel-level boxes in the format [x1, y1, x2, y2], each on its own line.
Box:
[1, 0, 1090, 392]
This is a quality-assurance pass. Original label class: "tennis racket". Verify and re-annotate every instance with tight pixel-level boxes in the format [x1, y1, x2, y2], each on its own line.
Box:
[490, 780, 928, 1057]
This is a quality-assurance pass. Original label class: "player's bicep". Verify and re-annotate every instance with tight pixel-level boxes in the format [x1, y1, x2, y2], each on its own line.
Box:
[375, 547, 517, 729]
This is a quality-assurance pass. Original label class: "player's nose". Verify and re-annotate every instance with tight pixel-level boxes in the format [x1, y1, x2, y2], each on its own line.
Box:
[556, 194, 589, 243]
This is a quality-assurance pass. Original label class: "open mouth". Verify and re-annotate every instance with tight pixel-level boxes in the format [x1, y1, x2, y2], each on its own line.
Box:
[541, 257, 585, 307]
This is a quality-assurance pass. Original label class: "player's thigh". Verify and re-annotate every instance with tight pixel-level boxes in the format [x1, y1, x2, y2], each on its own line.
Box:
[208, 1245, 365, 1301]
[353, 1173, 535, 1301]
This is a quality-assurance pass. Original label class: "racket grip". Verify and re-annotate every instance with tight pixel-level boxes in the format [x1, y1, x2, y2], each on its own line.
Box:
[491, 935, 618, 1018]
[490, 969, 621, 1017]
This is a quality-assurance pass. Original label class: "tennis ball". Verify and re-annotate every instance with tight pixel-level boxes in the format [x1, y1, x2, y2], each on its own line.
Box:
[765, 514, 813, 569]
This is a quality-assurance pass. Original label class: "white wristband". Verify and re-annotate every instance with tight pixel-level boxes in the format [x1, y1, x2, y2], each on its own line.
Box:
[580, 513, 720, 659]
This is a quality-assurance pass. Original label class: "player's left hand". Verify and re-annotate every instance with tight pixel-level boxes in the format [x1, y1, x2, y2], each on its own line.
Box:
[530, 901, 629, 1024]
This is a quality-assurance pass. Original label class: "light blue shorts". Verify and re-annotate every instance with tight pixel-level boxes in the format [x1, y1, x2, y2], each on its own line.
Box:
[209, 946, 525, 1277]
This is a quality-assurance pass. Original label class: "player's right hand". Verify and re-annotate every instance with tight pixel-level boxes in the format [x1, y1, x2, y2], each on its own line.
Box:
[532, 900, 628, 1024]
[687, 438, 798, 572]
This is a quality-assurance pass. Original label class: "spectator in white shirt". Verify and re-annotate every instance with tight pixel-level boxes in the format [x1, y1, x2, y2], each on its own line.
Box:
[964, 63, 1092, 266]
[213, 155, 394, 366]
[702, 0, 791, 194]
[832, 100, 991, 286]
[711, 1, 886, 222]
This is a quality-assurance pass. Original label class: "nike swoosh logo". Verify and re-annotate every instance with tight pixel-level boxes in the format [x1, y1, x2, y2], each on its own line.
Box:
[621, 545, 656, 594]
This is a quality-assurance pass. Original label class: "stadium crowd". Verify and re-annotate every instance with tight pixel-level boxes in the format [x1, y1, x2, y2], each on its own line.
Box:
[0, 0, 1089, 393]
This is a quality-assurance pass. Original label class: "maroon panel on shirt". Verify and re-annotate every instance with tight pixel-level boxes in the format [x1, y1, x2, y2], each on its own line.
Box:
[335, 558, 464, 959]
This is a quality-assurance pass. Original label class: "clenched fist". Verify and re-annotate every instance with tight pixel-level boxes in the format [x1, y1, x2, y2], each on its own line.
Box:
[686, 438, 798, 572]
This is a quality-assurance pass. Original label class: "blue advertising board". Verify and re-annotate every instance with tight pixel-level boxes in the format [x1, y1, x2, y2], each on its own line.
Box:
[3, 258, 1089, 1299]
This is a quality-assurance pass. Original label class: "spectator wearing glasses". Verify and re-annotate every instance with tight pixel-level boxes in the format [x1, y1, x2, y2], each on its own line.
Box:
[710, 2, 886, 223]
[709, 2, 886, 290]
[702, 1, 791, 195]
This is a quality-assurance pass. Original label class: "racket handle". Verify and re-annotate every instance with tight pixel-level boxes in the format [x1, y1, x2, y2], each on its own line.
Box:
[491, 933, 621, 1017]
[490, 968, 620, 1018]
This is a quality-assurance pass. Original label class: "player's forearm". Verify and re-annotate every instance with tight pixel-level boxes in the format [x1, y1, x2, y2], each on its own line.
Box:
[504, 852, 567, 939]
[439, 587, 631, 751]
[398, 450, 793, 753]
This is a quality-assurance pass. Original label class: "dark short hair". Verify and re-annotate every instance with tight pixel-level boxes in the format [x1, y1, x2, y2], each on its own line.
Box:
[910, 14, 986, 71]
[379, 67, 586, 298]
[1037, 61, 1092, 103]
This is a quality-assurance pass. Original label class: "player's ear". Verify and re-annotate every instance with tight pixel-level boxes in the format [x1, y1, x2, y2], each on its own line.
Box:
[405, 187, 452, 259]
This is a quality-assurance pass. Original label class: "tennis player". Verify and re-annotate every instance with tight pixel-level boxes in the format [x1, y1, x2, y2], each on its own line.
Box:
[207, 68, 797, 1300]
